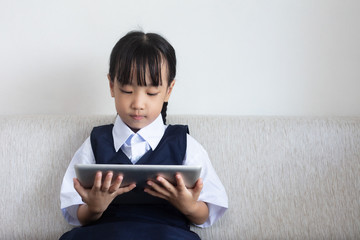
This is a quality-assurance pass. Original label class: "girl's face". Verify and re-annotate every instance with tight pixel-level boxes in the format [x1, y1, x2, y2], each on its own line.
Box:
[108, 67, 175, 132]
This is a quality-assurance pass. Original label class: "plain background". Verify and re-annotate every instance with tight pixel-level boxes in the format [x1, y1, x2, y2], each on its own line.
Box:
[1, 0, 359, 116]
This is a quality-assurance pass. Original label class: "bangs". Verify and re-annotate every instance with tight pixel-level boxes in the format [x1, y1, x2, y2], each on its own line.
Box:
[112, 42, 165, 86]
[109, 31, 176, 87]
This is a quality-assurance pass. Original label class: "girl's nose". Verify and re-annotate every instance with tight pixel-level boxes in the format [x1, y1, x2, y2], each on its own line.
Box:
[131, 93, 145, 110]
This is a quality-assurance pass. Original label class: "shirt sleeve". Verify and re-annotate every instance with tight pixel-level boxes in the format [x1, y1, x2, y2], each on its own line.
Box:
[60, 137, 95, 226]
[183, 134, 228, 228]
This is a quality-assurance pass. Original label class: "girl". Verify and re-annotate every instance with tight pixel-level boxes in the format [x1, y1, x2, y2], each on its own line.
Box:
[60, 31, 228, 240]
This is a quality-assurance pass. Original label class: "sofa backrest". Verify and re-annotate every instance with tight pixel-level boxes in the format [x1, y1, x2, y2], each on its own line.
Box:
[0, 115, 359, 239]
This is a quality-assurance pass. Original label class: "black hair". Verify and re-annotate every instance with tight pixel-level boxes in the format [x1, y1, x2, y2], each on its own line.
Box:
[108, 31, 176, 124]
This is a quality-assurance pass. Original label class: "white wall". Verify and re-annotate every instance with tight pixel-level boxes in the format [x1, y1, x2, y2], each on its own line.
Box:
[1, 0, 359, 116]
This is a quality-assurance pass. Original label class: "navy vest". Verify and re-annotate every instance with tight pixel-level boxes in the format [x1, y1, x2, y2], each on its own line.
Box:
[89, 124, 191, 230]
[90, 124, 189, 166]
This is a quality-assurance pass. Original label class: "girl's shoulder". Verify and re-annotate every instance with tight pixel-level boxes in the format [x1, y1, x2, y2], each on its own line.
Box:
[185, 133, 209, 157]
[166, 124, 189, 135]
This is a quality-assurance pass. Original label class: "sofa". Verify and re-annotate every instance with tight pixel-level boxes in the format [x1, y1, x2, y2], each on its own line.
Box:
[0, 115, 359, 239]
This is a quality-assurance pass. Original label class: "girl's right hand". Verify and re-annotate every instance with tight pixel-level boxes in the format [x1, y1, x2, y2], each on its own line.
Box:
[73, 171, 136, 224]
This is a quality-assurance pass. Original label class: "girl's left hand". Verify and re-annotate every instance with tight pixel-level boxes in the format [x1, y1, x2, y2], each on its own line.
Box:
[144, 174, 208, 224]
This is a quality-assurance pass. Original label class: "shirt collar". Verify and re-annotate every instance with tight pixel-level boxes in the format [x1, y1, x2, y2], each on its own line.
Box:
[112, 114, 166, 152]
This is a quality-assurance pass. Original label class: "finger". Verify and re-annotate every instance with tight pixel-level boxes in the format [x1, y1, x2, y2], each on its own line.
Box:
[144, 187, 167, 200]
[73, 178, 87, 201]
[147, 177, 173, 197]
[117, 183, 136, 195]
[175, 173, 187, 191]
[194, 178, 204, 191]
[92, 171, 102, 191]
[109, 175, 123, 194]
[101, 171, 113, 192]
[158, 176, 176, 193]
[191, 178, 204, 199]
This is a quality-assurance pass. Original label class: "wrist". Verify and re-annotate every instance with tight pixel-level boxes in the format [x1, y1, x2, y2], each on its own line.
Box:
[78, 204, 103, 225]
[183, 201, 201, 216]
[182, 201, 209, 225]
[85, 204, 105, 215]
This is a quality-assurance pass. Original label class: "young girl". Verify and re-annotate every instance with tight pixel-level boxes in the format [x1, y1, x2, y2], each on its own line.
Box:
[60, 31, 228, 240]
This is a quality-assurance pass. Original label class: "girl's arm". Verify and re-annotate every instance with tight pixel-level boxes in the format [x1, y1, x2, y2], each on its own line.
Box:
[181, 199, 209, 225]
[145, 174, 209, 225]
[74, 171, 136, 225]
[183, 134, 228, 227]
[76, 204, 104, 226]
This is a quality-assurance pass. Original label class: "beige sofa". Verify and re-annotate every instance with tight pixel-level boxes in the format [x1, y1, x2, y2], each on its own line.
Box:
[0, 115, 359, 239]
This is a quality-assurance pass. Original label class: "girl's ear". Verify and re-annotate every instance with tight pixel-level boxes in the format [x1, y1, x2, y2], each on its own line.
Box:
[164, 80, 176, 102]
[108, 74, 115, 98]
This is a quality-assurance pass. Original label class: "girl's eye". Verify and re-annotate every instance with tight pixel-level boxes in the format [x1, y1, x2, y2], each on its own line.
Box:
[120, 89, 132, 94]
[147, 92, 159, 96]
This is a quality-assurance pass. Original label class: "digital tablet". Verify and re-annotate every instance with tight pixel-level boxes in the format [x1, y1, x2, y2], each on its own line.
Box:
[75, 164, 202, 189]
[75, 164, 202, 204]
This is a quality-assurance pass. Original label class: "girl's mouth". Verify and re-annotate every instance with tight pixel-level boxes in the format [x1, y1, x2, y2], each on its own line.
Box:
[130, 115, 144, 120]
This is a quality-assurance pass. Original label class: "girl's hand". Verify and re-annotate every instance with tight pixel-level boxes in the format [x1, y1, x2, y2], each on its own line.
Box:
[145, 174, 209, 225]
[73, 171, 136, 225]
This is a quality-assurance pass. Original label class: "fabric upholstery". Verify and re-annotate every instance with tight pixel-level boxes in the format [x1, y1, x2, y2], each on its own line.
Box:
[0, 115, 359, 239]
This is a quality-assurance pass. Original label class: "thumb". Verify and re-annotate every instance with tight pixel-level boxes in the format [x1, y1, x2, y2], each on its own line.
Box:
[73, 178, 87, 200]
[192, 178, 203, 198]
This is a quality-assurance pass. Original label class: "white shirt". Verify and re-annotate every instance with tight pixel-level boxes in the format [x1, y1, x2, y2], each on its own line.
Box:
[60, 115, 228, 228]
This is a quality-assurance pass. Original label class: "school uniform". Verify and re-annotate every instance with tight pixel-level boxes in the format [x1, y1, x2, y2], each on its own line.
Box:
[60, 114, 228, 239]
